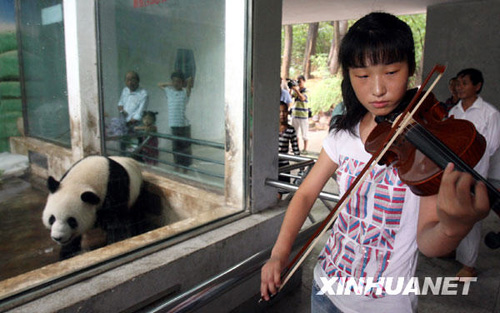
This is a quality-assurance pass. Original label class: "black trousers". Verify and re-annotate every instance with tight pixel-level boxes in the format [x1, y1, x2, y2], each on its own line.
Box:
[171, 125, 192, 167]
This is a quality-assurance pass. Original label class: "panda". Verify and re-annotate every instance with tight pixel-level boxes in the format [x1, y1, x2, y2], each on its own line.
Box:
[42, 156, 143, 259]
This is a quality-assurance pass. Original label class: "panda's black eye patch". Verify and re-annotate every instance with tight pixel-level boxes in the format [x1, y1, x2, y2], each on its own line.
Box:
[49, 215, 55, 225]
[67, 217, 78, 229]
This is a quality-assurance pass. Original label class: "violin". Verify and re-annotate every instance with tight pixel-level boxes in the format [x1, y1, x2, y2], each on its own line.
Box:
[365, 84, 500, 215]
[264, 65, 499, 300]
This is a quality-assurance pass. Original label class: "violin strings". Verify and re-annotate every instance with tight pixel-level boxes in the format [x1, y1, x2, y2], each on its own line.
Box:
[408, 123, 500, 193]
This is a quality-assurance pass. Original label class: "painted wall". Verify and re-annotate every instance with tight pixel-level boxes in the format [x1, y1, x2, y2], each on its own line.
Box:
[423, 0, 500, 108]
[0, 0, 21, 152]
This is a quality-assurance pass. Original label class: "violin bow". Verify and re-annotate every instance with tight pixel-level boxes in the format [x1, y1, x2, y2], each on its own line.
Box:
[276, 64, 446, 293]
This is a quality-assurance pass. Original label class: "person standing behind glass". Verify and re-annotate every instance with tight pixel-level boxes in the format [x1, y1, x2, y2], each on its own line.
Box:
[290, 75, 310, 154]
[118, 71, 148, 153]
[158, 71, 193, 170]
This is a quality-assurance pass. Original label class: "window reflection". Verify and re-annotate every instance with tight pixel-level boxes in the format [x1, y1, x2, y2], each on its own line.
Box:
[18, 0, 70, 146]
[99, 0, 225, 188]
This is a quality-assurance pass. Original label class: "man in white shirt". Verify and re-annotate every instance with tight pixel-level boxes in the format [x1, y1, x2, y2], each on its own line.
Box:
[117, 71, 148, 154]
[448, 68, 500, 280]
[118, 71, 149, 125]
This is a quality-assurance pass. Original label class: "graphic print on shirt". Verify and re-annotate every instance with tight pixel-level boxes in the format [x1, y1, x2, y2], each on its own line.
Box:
[319, 154, 406, 298]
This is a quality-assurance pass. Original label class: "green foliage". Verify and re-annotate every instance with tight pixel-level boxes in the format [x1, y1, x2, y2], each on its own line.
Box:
[399, 14, 426, 62]
[308, 75, 343, 115]
[398, 14, 426, 86]
[287, 24, 308, 78]
[307, 53, 343, 115]
[310, 53, 330, 78]
[282, 13, 426, 80]
[282, 22, 334, 78]
[316, 22, 333, 55]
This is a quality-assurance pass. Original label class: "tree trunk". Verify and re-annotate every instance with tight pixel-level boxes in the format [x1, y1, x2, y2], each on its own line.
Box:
[302, 22, 319, 79]
[281, 25, 293, 79]
[328, 20, 348, 75]
[327, 22, 335, 66]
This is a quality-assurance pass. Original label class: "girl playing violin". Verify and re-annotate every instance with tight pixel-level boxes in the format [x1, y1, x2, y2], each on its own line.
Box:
[260, 12, 490, 312]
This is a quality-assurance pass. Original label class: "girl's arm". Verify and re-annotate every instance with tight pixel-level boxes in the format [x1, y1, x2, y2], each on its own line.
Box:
[417, 163, 490, 257]
[260, 149, 337, 300]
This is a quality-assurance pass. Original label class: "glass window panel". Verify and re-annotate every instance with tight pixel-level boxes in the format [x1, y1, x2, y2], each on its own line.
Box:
[99, 0, 226, 188]
[0, 0, 247, 306]
[18, 0, 70, 146]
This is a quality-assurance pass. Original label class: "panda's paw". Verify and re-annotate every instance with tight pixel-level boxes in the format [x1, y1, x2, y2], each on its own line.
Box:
[81, 228, 108, 250]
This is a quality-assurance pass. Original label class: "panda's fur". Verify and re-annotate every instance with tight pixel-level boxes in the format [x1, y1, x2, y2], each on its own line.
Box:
[42, 156, 143, 259]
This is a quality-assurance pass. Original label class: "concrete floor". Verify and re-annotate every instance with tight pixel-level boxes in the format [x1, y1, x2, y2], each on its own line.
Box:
[260, 195, 500, 313]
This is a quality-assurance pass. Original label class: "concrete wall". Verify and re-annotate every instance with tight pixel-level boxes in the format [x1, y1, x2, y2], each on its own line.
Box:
[423, 0, 500, 107]
[250, 0, 283, 212]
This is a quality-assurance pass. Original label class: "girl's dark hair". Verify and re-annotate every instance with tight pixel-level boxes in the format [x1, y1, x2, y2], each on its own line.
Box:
[331, 12, 415, 134]
[142, 111, 158, 121]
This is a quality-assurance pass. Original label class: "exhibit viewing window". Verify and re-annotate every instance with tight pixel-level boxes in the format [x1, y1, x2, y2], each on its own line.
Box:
[0, 0, 248, 307]
[17, 0, 71, 146]
[99, 0, 226, 188]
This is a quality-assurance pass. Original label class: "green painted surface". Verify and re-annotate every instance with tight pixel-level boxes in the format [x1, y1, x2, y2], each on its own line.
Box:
[0, 31, 21, 152]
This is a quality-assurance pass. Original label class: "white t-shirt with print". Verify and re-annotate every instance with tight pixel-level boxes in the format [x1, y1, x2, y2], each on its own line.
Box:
[313, 124, 421, 313]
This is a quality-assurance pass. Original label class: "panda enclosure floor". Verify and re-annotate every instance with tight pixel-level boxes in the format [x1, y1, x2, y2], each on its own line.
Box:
[0, 175, 60, 281]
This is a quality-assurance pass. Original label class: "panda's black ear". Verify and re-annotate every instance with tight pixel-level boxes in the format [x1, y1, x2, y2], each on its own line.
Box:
[81, 192, 101, 205]
[47, 176, 60, 193]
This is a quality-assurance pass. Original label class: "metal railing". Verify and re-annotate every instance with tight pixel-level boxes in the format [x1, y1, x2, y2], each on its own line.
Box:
[138, 223, 321, 313]
[266, 153, 340, 222]
[105, 131, 225, 179]
[130, 153, 340, 312]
